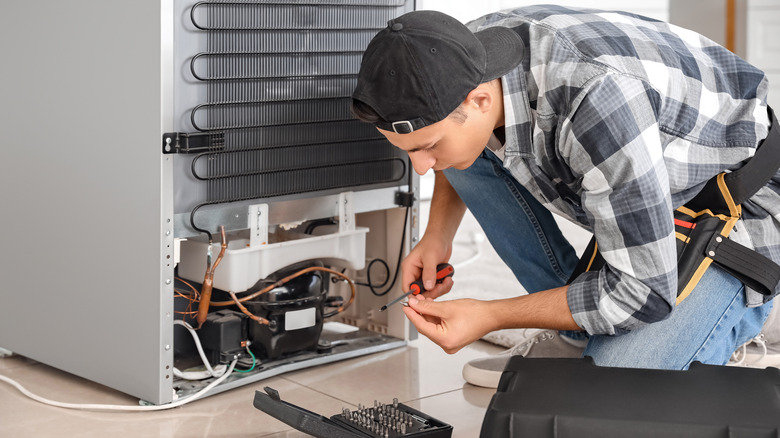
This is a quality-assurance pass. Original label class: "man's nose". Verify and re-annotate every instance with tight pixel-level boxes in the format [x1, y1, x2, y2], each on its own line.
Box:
[408, 152, 434, 175]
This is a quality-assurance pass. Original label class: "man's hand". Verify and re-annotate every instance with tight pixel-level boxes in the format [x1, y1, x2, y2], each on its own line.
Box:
[402, 287, 581, 354]
[402, 295, 495, 354]
[401, 234, 454, 300]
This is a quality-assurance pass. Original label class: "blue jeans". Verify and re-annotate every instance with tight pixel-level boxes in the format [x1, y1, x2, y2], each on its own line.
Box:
[443, 150, 773, 369]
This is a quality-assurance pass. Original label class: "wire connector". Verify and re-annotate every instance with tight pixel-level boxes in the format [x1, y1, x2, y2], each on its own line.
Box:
[394, 191, 415, 207]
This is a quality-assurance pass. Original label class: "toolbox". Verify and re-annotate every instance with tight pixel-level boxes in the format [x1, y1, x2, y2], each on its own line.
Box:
[253, 387, 453, 438]
[480, 356, 780, 437]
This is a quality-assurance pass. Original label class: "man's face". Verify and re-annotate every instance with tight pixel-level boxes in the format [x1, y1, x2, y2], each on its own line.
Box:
[377, 105, 494, 175]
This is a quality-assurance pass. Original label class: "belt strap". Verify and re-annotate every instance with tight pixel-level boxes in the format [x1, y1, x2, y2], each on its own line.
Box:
[727, 106, 780, 205]
[687, 106, 780, 212]
[705, 231, 780, 296]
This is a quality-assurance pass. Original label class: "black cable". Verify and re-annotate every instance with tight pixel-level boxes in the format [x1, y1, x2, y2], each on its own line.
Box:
[305, 218, 337, 235]
[364, 206, 409, 297]
[357, 258, 390, 289]
[190, 204, 213, 243]
[359, 158, 415, 295]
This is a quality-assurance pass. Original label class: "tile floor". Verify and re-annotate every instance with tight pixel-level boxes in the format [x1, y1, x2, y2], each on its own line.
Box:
[0, 336, 503, 437]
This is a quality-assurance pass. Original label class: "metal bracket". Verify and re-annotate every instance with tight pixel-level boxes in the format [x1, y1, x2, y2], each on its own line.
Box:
[249, 203, 269, 247]
[338, 192, 355, 233]
[162, 132, 225, 154]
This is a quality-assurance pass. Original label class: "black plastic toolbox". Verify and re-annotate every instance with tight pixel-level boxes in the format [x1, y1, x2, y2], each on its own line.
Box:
[480, 356, 780, 437]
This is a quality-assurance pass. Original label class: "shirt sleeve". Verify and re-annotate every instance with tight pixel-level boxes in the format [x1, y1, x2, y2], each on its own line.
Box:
[563, 74, 679, 336]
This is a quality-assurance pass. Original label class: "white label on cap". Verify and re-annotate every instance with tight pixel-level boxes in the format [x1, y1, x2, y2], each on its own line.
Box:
[285, 308, 316, 331]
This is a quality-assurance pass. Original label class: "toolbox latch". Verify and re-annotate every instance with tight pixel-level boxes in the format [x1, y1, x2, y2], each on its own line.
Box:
[264, 386, 281, 402]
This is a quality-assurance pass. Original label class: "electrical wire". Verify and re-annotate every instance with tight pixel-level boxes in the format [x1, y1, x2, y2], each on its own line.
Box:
[190, 203, 213, 243]
[355, 258, 390, 289]
[233, 345, 257, 374]
[304, 218, 336, 234]
[172, 366, 227, 381]
[173, 320, 227, 379]
[0, 360, 237, 411]
[363, 206, 409, 297]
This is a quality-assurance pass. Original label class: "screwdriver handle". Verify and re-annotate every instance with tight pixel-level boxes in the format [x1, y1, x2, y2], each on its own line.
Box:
[407, 263, 454, 295]
[379, 263, 455, 312]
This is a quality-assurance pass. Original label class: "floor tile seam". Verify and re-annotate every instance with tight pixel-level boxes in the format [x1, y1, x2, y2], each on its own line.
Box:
[278, 373, 470, 406]
[255, 429, 296, 438]
[402, 387, 463, 404]
[277, 375, 358, 407]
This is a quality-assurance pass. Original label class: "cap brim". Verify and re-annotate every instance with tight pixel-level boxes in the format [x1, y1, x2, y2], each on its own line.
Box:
[474, 26, 524, 82]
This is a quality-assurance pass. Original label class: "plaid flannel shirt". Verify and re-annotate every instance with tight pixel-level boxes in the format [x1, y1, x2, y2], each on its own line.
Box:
[468, 5, 780, 336]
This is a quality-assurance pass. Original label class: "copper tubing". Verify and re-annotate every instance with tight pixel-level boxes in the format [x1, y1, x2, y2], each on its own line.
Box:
[229, 291, 271, 325]
[209, 266, 356, 315]
[196, 226, 227, 328]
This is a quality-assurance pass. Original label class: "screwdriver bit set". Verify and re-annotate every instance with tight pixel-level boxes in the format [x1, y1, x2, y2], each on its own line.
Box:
[333, 398, 450, 437]
[254, 387, 453, 438]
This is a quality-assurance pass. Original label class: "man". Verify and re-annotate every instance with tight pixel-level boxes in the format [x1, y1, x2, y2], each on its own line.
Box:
[351, 6, 779, 385]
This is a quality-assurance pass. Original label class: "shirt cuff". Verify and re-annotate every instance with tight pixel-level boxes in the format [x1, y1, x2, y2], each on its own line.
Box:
[567, 270, 617, 336]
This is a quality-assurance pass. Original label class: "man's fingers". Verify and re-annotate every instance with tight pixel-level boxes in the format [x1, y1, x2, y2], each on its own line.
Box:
[402, 305, 441, 339]
[407, 296, 447, 318]
[420, 277, 454, 300]
[400, 258, 422, 294]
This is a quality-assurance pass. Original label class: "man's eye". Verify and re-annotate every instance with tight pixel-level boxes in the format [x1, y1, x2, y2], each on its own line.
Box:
[409, 143, 437, 153]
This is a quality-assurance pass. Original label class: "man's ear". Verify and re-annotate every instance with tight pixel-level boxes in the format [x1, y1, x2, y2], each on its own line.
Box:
[463, 85, 493, 114]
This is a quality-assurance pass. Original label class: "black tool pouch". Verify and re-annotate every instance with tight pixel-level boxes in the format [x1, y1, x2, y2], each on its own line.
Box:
[570, 107, 780, 304]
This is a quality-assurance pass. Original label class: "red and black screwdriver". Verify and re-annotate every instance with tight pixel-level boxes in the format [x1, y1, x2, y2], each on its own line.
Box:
[380, 263, 454, 311]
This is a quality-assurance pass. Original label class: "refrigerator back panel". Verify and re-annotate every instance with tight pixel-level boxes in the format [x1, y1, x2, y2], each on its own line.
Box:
[172, 0, 414, 214]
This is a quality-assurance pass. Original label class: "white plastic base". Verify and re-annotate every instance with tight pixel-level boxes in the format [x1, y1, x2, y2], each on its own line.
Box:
[178, 227, 368, 292]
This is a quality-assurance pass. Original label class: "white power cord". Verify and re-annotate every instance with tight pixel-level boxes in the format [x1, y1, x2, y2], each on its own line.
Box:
[0, 359, 236, 411]
[0, 319, 239, 411]
[173, 319, 228, 380]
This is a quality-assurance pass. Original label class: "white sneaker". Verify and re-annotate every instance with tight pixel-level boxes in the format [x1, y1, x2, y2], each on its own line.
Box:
[728, 333, 780, 369]
[463, 329, 584, 388]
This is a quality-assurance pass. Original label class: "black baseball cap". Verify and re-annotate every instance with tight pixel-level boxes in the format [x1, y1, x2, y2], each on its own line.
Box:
[352, 10, 523, 134]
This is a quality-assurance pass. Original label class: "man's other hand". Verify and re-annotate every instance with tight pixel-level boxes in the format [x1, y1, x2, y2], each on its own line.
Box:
[402, 295, 494, 354]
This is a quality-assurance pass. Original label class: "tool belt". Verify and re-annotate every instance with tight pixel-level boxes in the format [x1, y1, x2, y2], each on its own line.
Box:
[569, 107, 780, 304]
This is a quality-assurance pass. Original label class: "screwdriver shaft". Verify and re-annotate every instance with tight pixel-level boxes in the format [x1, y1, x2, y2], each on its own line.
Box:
[379, 290, 413, 311]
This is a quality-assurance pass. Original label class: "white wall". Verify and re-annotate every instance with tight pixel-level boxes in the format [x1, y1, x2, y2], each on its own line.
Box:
[669, 0, 727, 46]
[740, 0, 780, 109]
[417, 0, 669, 23]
